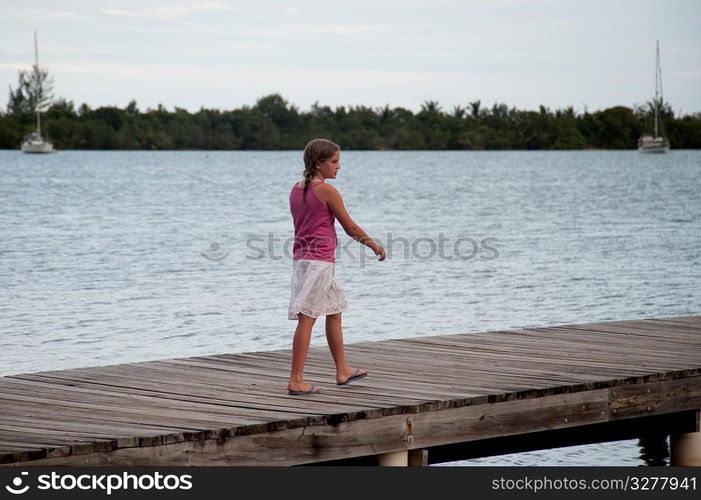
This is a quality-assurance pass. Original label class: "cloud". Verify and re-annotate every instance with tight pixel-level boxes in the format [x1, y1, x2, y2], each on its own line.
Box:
[102, 7, 190, 20]
[0, 63, 28, 75]
[310, 25, 393, 35]
[190, 2, 233, 12]
[101, 2, 232, 21]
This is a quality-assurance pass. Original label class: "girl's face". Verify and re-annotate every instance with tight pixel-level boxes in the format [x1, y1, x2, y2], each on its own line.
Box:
[317, 150, 340, 180]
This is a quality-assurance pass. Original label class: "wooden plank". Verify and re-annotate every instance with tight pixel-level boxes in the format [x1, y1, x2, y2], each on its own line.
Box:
[33, 362, 481, 405]
[0, 315, 699, 466]
[389, 338, 697, 373]
[357, 338, 683, 371]
[396, 328, 689, 356]
[643, 317, 701, 327]
[0, 378, 324, 421]
[16, 388, 611, 466]
[405, 329, 699, 359]
[0, 431, 115, 454]
[9, 371, 417, 418]
[346, 343, 689, 387]
[0, 442, 47, 450]
[610, 377, 701, 419]
[0, 449, 46, 464]
[525, 323, 700, 345]
[558, 326, 701, 345]
[0, 375, 351, 417]
[0, 399, 266, 441]
[0, 418, 188, 446]
[16, 364, 399, 409]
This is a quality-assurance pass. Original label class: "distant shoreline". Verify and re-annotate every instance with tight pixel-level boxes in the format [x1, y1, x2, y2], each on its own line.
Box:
[3, 148, 700, 152]
[3, 93, 699, 151]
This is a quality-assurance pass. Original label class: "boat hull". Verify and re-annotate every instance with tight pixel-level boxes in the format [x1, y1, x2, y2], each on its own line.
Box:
[638, 144, 670, 153]
[637, 135, 670, 154]
[21, 140, 54, 154]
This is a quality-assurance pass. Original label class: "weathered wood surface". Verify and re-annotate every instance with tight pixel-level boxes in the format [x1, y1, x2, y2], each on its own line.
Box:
[1, 316, 699, 465]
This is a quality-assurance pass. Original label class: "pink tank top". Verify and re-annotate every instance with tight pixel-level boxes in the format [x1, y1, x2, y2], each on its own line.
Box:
[289, 180, 337, 262]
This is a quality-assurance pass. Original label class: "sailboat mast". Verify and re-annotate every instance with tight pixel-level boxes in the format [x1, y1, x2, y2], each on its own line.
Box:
[654, 40, 660, 138]
[658, 41, 664, 104]
[34, 30, 41, 138]
[34, 31, 39, 66]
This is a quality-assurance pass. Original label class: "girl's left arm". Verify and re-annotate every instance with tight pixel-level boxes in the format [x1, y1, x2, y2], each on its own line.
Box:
[321, 184, 386, 261]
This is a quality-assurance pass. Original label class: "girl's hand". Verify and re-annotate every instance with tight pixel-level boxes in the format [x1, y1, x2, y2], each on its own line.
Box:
[375, 246, 387, 262]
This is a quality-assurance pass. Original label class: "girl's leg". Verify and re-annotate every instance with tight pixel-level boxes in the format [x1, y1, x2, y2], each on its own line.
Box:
[325, 312, 367, 384]
[288, 313, 319, 393]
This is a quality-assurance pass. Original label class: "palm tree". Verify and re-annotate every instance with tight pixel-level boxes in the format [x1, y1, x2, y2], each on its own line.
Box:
[451, 105, 466, 119]
[469, 100, 481, 119]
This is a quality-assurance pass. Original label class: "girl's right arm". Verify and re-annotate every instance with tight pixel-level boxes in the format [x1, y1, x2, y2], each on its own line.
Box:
[319, 184, 386, 261]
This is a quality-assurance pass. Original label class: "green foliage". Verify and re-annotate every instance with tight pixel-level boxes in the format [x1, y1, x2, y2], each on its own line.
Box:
[667, 116, 701, 148]
[1, 92, 700, 150]
[7, 67, 53, 114]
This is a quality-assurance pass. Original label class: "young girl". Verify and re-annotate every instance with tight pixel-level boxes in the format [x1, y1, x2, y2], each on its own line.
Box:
[287, 139, 386, 395]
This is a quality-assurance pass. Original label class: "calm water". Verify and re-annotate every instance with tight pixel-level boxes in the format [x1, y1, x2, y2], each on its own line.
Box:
[1, 149, 700, 466]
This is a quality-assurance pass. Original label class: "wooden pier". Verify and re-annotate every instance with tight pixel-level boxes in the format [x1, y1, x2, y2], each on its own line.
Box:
[1, 316, 700, 466]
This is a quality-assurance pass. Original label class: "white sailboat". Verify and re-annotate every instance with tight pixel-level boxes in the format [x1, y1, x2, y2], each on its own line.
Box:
[638, 40, 670, 153]
[21, 31, 54, 154]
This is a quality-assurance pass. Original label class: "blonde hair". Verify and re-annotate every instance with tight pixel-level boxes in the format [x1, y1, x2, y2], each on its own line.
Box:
[301, 138, 340, 201]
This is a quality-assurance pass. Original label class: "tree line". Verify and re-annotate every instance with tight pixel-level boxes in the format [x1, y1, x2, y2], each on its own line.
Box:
[2, 91, 700, 150]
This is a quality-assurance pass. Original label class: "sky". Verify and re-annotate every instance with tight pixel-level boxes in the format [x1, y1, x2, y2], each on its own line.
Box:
[1, 0, 700, 115]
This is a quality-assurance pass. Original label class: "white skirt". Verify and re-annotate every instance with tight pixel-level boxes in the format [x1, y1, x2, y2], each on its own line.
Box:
[288, 259, 348, 320]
